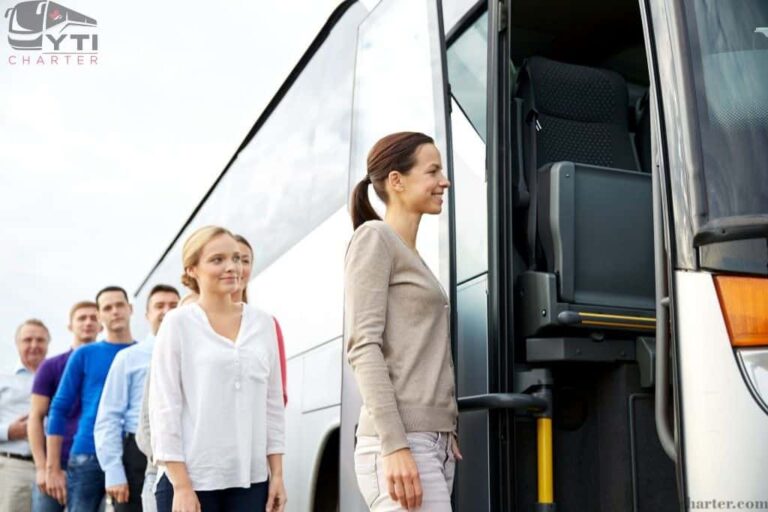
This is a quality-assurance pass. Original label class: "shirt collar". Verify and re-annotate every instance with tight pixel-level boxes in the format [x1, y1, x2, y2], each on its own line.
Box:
[14, 363, 32, 375]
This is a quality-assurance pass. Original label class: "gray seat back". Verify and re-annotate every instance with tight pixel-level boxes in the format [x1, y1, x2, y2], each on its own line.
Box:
[538, 162, 654, 310]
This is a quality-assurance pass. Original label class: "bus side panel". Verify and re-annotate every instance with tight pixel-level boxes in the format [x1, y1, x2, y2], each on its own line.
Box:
[455, 275, 491, 510]
[675, 271, 768, 506]
[284, 343, 342, 512]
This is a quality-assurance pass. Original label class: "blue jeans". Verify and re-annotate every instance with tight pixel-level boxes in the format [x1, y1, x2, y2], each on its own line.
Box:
[155, 474, 268, 512]
[32, 484, 65, 512]
[67, 454, 105, 512]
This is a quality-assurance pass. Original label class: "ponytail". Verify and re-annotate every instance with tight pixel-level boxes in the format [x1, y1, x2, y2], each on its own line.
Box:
[350, 177, 382, 230]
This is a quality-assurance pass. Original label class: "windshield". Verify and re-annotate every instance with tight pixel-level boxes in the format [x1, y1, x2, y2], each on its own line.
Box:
[683, 0, 768, 230]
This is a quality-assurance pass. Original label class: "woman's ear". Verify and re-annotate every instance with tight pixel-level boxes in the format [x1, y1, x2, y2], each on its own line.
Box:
[388, 170, 405, 192]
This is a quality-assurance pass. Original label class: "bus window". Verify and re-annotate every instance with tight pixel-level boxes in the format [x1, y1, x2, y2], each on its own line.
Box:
[447, 11, 488, 142]
[447, 11, 488, 282]
[681, 0, 768, 267]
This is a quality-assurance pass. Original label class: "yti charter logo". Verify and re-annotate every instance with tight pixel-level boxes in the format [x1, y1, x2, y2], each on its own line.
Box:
[5, 0, 98, 66]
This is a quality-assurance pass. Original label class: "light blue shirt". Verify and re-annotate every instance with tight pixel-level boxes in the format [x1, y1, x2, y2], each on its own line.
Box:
[94, 336, 154, 487]
[0, 365, 34, 455]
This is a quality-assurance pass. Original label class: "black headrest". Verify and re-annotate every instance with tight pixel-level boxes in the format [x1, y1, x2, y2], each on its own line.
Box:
[522, 57, 630, 127]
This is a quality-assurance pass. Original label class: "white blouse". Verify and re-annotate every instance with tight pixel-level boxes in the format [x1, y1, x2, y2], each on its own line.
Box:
[148, 303, 284, 491]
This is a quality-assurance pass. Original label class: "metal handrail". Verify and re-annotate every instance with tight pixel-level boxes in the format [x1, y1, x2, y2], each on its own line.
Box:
[457, 393, 547, 413]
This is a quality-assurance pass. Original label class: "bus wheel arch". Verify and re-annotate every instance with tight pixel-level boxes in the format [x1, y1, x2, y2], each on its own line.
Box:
[311, 426, 340, 512]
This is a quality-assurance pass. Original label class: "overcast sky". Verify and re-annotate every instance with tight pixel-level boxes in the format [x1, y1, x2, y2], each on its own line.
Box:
[0, 0, 341, 371]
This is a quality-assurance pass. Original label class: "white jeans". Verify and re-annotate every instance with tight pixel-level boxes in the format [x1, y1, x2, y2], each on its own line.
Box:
[141, 471, 157, 512]
[354, 432, 455, 512]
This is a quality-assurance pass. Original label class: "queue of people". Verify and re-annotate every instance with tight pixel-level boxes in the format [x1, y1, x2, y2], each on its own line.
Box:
[1, 131, 461, 512]
[0, 229, 288, 512]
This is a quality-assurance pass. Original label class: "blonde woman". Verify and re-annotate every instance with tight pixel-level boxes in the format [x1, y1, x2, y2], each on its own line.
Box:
[149, 226, 286, 512]
[345, 132, 461, 511]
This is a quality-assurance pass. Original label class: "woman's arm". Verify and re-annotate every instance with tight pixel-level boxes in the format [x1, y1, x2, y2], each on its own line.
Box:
[164, 462, 200, 512]
[266, 326, 286, 511]
[344, 225, 422, 509]
[151, 315, 200, 511]
[344, 226, 408, 454]
[266, 454, 286, 512]
[148, 315, 185, 464]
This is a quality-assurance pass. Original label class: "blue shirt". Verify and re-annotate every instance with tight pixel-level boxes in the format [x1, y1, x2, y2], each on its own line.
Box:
[94, 336, 154, 487]
[48, 341, 134, 456]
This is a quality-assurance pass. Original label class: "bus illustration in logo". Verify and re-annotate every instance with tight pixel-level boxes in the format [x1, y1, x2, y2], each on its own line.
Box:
[4, 1, 96, 51]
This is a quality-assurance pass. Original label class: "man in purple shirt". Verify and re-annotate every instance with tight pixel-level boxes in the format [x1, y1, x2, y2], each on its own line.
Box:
[28, 301, 101, 512]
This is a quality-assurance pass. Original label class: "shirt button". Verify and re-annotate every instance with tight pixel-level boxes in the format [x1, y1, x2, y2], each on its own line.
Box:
[235, 381, 241, 390]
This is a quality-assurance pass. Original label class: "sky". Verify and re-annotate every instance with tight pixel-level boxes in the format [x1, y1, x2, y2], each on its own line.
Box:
[0, 0, 342, 371]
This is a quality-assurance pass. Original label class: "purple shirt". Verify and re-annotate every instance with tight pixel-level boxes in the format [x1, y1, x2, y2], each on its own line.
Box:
[32, 349, 80, 466]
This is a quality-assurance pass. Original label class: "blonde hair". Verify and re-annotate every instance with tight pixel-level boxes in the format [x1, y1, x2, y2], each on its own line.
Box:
[181, 225, 237, 293]
[68, 301, 98, 322]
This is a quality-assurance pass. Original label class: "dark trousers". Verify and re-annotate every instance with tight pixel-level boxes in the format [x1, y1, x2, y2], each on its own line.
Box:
[114, 434, 147, 512]
[155, 474, 268, 512]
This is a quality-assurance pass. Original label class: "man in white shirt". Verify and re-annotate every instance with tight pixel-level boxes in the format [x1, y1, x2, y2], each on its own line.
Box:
[0, 319, 50, 512]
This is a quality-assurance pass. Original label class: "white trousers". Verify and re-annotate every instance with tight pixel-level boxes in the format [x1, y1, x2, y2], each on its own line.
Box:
[141, 471, 157, 512]
[354, 432, 455, 512]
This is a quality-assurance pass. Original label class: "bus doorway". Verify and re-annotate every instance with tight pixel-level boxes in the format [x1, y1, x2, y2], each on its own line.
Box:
[450, 0, 680, 509]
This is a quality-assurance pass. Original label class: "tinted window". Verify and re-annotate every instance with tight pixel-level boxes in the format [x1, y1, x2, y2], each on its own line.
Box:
[447, 12, 488, 281]
[447, 12, 488, 141]
[684, 0, 768, 223]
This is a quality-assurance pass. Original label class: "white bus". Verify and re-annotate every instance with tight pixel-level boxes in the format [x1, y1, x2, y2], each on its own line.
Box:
[135, 0, 768, 510]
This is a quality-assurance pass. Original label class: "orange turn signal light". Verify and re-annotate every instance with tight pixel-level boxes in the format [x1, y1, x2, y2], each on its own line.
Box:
[714, 275, 768, 347]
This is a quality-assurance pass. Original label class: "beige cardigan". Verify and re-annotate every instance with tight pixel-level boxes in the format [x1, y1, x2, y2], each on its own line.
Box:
[344, 221, 458, 455]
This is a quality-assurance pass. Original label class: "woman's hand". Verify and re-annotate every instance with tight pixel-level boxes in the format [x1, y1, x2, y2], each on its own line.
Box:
[266, 475, 287, 511]
[383, 448, 422, 510]
[171, 485, 200, 512]
[452, 434, 463, 461]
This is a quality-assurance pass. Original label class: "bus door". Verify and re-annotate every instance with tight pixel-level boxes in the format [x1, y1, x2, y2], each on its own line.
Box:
[447, 1, 558, 510]
[484, 0, 687, 510]
[339, 1, 455, 509]
[645, 0, 768, 507]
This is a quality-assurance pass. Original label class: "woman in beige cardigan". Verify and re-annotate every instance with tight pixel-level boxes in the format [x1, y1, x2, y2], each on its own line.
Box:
[345, 132, 462, 511]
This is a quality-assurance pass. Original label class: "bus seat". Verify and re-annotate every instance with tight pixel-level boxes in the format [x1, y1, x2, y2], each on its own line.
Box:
[517, 57, 639, 174]
[514, 57, 655, 344]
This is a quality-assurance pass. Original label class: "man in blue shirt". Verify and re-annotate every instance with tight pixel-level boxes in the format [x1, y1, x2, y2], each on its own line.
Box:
[46, 286, 136, 512]
[94, 284, 179, 512]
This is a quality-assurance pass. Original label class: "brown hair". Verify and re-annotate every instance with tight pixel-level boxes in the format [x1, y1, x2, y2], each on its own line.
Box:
[349, 131, 435, 230]
[15, 318, 50, 342]
[146, 284, 180, 311]
[181, 226, 237, 293]
[234, 234, 253, 303]
[69, 301, 98, 322]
